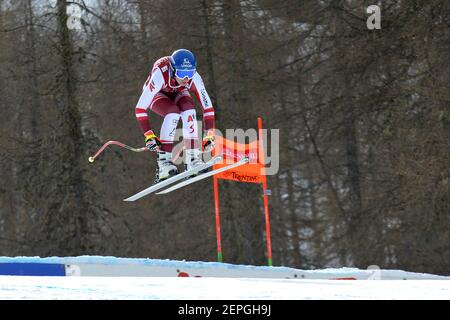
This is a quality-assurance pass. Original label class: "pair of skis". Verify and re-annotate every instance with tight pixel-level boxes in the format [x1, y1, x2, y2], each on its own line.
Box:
[123, 155, 249, 202]
[87, 140, 248, 202]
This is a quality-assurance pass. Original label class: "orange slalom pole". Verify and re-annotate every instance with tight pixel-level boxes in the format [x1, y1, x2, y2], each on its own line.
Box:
[213, 175, 223, 262]
[258, 117, 273, 266]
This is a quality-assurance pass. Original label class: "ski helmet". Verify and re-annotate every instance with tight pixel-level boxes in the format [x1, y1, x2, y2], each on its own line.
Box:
[170, 49, 196, 79]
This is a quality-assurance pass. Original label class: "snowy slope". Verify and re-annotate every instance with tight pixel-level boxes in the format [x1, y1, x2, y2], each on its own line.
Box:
[1, 256, 449, 299]
[1, 276, 450, 299]
[1, 256, 448, 280]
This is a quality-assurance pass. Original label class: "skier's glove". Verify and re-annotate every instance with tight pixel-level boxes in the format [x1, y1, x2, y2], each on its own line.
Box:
[144, 130, 161, 151]
[202, 130, 215, 152]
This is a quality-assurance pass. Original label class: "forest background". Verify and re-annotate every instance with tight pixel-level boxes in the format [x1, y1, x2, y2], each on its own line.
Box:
[0, 0, 449, 275]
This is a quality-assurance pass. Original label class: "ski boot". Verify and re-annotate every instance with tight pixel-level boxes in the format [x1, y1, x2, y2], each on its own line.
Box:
[184, 149, 208, 177]
[155, 151, 179, 183]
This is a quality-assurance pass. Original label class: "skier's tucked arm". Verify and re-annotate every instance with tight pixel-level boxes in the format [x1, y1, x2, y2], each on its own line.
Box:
[135, 68, 164, 139]
[191, 73, 215, 150]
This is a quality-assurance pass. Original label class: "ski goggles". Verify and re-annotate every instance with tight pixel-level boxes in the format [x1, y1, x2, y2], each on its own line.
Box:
[174, 69, 196, 79]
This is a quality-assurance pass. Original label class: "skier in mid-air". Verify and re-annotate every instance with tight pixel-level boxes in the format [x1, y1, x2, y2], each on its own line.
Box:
[134, 49, 216, 182]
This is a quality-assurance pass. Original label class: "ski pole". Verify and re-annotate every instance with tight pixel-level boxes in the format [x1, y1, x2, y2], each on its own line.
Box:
[88, 140, 148, 163]
[88, 140, 185, 163]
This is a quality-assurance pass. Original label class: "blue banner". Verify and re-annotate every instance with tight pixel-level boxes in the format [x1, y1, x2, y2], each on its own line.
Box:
[0, 263, 66, 276]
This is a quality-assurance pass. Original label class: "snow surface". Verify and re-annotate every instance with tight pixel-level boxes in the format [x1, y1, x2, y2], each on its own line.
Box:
[1, 276, 450, 299]
[1, 256, 448, 280]
[1, 256, 450, 299]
